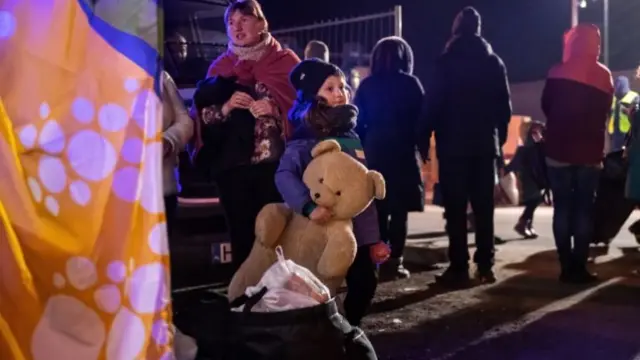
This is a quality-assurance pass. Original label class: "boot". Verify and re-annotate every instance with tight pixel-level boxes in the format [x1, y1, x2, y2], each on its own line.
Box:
[435, 266, 470, 288]
[526, 220, 539, 239]
[514, 217, 535, 239]
[475, 267, 496, 284]
[379, 257, 410, 280]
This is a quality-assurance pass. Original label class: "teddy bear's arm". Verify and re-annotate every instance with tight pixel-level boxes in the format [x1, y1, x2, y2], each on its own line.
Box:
[255, 203, 293, 248]
[316, 222, 358, 279]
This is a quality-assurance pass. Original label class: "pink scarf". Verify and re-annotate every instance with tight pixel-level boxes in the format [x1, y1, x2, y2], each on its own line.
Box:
[207, 33, 300, 138]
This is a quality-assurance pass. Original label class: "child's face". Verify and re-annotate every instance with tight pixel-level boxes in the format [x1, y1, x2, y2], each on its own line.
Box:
[317, 75, 348, 107]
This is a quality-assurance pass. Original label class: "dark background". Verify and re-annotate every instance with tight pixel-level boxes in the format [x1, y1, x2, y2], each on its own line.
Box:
[259, 0, 639, 83]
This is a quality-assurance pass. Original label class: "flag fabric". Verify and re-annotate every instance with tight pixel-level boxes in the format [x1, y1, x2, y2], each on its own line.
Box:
[0, 0, 172, 359]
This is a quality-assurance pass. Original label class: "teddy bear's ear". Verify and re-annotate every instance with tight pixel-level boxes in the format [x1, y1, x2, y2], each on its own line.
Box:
[368, 170, 386, 200]
[311, 140, 342, 158]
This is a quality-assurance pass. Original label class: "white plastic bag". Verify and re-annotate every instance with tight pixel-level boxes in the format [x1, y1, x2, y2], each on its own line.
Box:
[498, 172, 520, 205]
[174, 327, 198, 360]
[233, 246, 331, 312]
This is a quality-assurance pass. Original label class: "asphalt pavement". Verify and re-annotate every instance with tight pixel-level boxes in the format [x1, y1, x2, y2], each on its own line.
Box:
[365, 206, 640, 360]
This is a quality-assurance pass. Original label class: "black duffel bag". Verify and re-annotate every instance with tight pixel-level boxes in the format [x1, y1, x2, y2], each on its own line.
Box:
[227, 287, 378, 360]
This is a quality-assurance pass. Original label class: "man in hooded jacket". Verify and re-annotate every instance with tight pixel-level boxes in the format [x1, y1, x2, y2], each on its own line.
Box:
[541, 24, 614, 283]
[420, 7, 512, 286]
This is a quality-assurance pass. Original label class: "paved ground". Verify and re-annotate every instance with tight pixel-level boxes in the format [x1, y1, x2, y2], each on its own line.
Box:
[365, 206, 640, 360]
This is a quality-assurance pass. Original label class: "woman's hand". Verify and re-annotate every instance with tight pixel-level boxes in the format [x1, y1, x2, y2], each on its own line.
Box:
[222, 91, 254, 116]
[250, 99, 277, 118]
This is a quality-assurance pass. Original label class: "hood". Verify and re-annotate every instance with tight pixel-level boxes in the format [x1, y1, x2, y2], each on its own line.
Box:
[614, 76, 630, 98]
[562, 24, 601, 62]
[452, 7, 481, 37]
[444, 34, 493, 58]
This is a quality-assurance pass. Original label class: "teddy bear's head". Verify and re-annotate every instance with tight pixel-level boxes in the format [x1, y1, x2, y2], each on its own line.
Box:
[303, 140, 385, 220]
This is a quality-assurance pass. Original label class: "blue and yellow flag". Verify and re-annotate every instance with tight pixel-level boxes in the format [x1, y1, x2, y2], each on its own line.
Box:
[0, 0, 172, 359]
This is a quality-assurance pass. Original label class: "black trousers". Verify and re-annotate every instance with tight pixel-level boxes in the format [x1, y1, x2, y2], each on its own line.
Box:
[216, 162, 282, 271]
[164, 194, 179, 238]
[440, 156, 496, 271]
[344, 245, 378, 327]
[376, 200, 408, 259]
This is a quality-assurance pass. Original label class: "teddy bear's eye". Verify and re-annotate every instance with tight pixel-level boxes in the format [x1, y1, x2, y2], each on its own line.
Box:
[319, 178, 324, 184]
[336, 191, 341, 196]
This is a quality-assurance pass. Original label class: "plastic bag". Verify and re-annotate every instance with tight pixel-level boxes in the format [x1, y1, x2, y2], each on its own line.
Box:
[497, 172, 520, 205]
[174, 327, 198, 360]
[233, 246, 331, 312]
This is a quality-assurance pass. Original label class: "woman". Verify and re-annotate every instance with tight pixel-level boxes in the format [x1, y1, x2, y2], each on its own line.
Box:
[193, 0, 299, 270]
[355, 37, 426, 279]
[162, 71, 195, 235]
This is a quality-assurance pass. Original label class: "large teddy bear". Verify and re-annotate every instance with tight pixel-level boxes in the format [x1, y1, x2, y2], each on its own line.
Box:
[227, 140, 386, 301]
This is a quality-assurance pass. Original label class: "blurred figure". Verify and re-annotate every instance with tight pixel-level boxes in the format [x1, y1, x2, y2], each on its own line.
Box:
[162, 71, 194, 236]
[355, 36, 426, 279]
[304, 40, 330, 62]
[165, 32, 210, 86]
[608, 76, 639, 153]
[626, 66, 640, 243]
[541, 24, 613, 283]
[420, 7, 512, 286]
[505, 119, 546, 239]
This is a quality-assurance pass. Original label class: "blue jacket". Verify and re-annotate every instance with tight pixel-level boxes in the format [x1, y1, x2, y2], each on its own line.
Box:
[275, 105, 380, 246]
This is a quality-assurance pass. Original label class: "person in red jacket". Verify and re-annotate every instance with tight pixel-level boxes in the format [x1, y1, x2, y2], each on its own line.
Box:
[541, 24, 614, 283]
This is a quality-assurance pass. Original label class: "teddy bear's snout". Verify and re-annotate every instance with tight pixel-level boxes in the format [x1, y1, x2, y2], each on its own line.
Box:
[312, 187, 338, 207]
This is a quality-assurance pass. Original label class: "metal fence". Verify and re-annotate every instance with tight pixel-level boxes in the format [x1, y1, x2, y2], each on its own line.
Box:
[272, 6, 403, 70]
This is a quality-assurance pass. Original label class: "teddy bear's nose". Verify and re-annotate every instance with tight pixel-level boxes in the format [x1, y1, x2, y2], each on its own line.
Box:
[314, 193, 321, 199]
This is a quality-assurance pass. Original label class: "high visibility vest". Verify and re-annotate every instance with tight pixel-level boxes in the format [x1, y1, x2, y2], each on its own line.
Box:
[608, 91, 639, 134]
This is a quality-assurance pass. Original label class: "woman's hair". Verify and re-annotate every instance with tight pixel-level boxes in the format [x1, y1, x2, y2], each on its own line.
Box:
[289, 98, 335, 136]
[370, 36, 414, 75]
[224, 0, 268, 31]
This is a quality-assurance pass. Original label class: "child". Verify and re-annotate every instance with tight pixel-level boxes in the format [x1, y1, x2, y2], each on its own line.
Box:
[275, 59, 390, 326]
[505, 119, 546, 239]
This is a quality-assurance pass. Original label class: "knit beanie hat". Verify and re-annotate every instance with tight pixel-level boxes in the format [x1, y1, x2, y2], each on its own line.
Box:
[452, 6, 482, 36]
[289, 59, 345, 102]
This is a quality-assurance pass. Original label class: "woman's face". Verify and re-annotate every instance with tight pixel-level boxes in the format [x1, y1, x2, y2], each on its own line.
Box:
[317, 75, 348, 107]
[227, 11, 264, 46]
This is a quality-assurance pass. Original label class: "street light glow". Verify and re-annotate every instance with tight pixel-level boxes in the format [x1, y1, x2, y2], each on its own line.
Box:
[579, 0, 588, 8]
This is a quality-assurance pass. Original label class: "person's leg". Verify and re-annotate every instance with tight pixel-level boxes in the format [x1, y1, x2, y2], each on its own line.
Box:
[572, 165, 600, 281]
[388, 210, 409, 258]
[469, 157, 497, 281]
[216, 166, 257, 272]
[344, 245, 378, 326]
[546, 166, 575, 280]
[437, 159, 471, 285]
[376, 200, 390, 246]
[164, 194, 179, 292]
[515, 197, 542, 238]
[387, 210, 410, 278]
[250, 162, 283, 207]
[164, 194, 179, 239]
[440, 161, 470, 270]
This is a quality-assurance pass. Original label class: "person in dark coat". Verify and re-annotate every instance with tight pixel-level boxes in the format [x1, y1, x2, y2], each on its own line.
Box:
[419, 7, 512, 286]
[505, 119, 546, 239]
[354, 36, 426, 279]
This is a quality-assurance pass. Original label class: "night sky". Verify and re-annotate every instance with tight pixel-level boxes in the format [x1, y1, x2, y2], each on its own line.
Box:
[260, 0, 639, 83]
